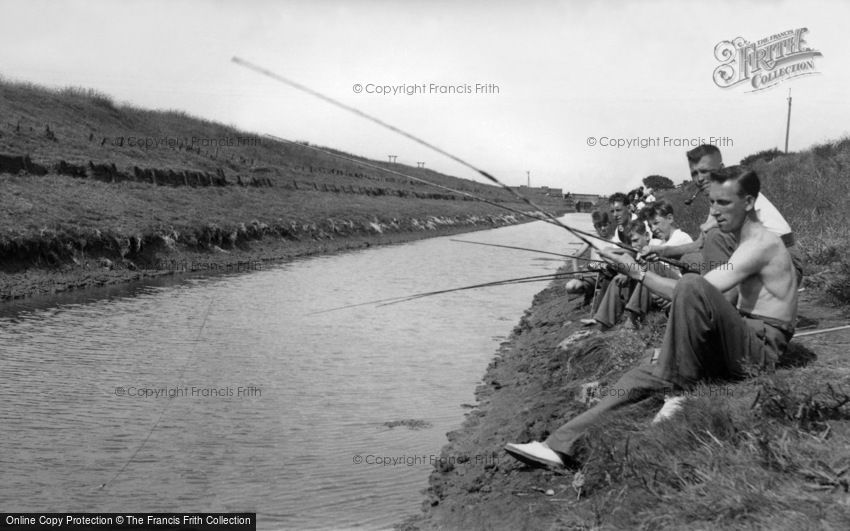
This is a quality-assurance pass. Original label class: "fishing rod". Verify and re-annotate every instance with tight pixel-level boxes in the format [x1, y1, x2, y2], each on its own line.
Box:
[232, 57, 602, 249]
[309, 269, 596, 314]
[449, 239, 597, 261]
[794, 324, 850, 338]
[265, 133, 560, 227]
[377, 271, 595, 307]
[232, 57, 692, 273]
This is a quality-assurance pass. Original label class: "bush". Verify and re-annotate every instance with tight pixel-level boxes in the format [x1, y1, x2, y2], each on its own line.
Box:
[740, 147, 786, 166]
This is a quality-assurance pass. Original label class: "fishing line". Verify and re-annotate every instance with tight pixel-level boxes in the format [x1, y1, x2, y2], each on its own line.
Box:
[310, 269, 595, 314]
[232, 57, 691, 273]
[450, 239, 602, 262]
[97, 294, 217, 491]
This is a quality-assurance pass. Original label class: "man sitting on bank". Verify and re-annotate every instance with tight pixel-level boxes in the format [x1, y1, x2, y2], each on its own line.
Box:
[564, 210, 614, 306]
[505, 165, 798, 468]
[644, 145, 802, 295]
[591, 220, 656, 330]
[619, 202, 695, 327]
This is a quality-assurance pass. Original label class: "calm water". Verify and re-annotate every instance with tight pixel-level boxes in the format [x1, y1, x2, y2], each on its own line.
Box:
[0, 214, 590, 530]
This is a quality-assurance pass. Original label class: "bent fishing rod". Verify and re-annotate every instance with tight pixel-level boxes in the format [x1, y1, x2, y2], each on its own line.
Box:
[232, 57, 692, 272]
[233, 58, 598, 244]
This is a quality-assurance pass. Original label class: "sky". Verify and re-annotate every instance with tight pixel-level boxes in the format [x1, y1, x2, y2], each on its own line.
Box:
[1, 0, 848, 194]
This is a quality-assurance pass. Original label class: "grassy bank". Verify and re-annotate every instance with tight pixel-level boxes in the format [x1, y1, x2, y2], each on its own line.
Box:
[408, 140, 850, 530]
[0, 78, 569, 300]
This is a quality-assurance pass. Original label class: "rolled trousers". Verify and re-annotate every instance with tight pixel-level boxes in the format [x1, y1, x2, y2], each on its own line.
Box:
[545, 275, 790, 456]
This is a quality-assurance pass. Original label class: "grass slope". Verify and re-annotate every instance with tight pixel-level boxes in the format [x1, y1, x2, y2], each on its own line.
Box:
[0, 77, 569, 288]
[409, 139, 850, 530]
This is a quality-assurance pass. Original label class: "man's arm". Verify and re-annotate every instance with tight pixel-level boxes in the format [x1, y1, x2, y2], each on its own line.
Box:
[572, 242, 590, 271]
[648, 213, 716, 259]
[647, 232, 703, 259]
[703, 235, 770, 293]
[599, 247, 679, 300]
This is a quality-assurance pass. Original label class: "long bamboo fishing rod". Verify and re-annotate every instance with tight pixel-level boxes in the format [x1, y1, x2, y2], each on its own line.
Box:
[232, 57, 599, 249]
[378, 271, 591, 308]
[794, 324, 850, 338]
[309, 269, 595, 315]
[265, 133, 558, 226]
[270, 132, 651, 270]
[232, 57, 693, 273]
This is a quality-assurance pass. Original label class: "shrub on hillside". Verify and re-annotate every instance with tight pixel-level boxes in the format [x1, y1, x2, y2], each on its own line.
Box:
[59, 86, 116, 110]
[643, 174, 675, 190]
[740, 147, 786, 166]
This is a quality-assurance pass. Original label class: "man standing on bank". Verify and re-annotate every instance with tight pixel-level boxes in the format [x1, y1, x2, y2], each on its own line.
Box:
[505, 166, 798, 468]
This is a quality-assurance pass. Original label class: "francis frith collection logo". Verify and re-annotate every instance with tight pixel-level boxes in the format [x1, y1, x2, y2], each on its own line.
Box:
[713, 28, 822, 92]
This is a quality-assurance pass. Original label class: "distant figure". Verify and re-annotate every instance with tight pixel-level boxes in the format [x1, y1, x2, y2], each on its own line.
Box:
[564, 210, 613, 305]
[608, 192, 633, 245]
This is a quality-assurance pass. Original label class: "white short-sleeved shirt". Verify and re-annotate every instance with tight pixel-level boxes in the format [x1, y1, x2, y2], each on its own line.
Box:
[754, 194, 792, 236]
[662, 228, 693, 247]
[703, 193, 791, 236]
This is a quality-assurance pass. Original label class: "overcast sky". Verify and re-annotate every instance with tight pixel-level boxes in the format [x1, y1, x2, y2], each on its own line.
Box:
[1, 0, 847, 193]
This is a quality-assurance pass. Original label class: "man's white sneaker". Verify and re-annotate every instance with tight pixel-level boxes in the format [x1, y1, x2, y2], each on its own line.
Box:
[652, 396, 686, 424]
[504, 441, 564, 468]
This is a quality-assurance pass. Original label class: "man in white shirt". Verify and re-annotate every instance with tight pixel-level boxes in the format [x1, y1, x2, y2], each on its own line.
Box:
[621, 201, 694, 325]
[649, 200, 694, 248]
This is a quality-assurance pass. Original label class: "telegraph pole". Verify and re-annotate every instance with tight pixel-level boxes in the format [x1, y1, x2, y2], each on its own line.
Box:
[526, 171, 530, 187]
[784, 88, 792, 154]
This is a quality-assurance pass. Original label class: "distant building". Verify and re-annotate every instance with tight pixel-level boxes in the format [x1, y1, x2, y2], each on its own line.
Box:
[511, 185, 564, 197]
[568, 193, 601, 212]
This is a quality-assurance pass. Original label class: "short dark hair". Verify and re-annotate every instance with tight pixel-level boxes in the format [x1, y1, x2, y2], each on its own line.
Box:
[591, 210, 610, 226]
[652, 199, 675, 218]
[709, 165, 760, 198]
[637, 204, 656, 223]
[626, 219, 648, 237]
[609, 192, 629, 206]
[686, 144, 721, 164]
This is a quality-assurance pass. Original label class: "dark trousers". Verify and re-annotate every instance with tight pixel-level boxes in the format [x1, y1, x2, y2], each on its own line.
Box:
[545, 275, 790, 456]
[593, 275, 635, 328]
[593, 262, 679, 327]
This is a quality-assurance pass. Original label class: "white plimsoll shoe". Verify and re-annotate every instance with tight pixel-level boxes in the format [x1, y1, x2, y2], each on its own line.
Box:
[652, 396, 687, 424]
[504, 441, 564, 468]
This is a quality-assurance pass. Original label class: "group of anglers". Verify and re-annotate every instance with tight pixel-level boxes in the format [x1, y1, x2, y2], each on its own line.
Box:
[505, 144, 804, 468]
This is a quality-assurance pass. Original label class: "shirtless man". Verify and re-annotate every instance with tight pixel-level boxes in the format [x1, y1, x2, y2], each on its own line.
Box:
[644, 145, 802, 293]
[505, 165, 798, 468]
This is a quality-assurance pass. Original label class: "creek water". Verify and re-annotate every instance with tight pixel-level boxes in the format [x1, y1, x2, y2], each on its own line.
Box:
[0, 213, 591, 530]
